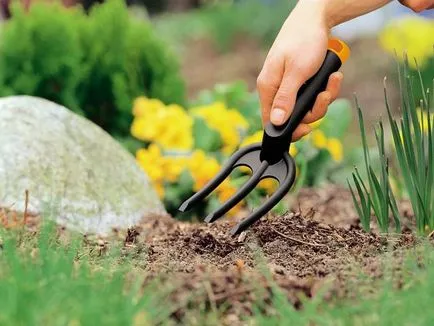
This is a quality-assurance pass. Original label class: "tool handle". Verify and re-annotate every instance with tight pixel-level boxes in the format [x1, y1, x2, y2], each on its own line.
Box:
[260, 38, 350, 165]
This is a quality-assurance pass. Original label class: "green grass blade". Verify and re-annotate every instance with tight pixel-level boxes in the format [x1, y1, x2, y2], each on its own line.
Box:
[354, 96, 371, 176]
[348, 176, 370, 232]
[388, 183, 402, 233]
[369, 166, 388, 232]
[355, 167, 370, 196]
[414, 59, 428, 108]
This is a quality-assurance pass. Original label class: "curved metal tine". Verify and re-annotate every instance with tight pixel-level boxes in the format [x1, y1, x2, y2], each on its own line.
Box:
[178, 144, 261, 212]
[205, 161, 269, 223]
[230, 154, 296, 236]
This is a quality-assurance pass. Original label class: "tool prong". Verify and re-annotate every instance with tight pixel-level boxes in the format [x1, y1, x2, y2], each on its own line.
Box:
[230, 154, 295, 236]
[178, 144, 261, 212]
[204, 161, 269, 223]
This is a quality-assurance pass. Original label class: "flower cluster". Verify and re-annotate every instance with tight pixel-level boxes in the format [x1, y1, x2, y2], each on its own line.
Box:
[130, 94, 349, 219]
[191, 102, 249, 154]
[310, 129, 343, 162]
[135, 143, 242, 213]
[131, 97, 193, 150]
[379, 16, 434, 69]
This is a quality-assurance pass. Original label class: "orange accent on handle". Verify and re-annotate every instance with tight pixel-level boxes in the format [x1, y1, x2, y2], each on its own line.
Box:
[328, 38, 350, 64]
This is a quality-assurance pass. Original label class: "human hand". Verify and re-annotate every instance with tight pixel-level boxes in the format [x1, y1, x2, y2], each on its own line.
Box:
[399, 0, 434, 12]
[257, 1, 343, 141]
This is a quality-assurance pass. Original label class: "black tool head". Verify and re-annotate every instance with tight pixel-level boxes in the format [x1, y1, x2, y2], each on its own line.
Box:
[179, 143, 296, 235]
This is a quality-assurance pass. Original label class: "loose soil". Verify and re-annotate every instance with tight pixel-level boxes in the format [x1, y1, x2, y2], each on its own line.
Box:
[118, 186, 418, 324]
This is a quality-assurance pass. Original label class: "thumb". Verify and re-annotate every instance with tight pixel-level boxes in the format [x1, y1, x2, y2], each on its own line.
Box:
[270, 72, 303, 126]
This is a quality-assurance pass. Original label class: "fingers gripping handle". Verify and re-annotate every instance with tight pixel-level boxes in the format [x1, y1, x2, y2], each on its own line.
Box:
[260, 38, 350, 165]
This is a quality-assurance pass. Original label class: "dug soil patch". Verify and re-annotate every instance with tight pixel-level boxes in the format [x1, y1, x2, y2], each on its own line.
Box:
[120, 186, 417, 324]
[139, 211, 390, 276]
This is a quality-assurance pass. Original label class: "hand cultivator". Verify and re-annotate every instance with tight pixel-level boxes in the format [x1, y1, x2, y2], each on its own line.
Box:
[179, 38, 350, 235]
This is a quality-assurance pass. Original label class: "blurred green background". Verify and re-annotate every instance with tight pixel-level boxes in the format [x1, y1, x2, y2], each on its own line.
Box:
[0, 0, 432, 219]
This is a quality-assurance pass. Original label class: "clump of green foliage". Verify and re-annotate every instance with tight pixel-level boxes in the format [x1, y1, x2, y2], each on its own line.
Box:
[0, 0, 185, 138]
[348, 99, 401, 233]
[0, 222, 171, 325]
[349, 57, 433, 234]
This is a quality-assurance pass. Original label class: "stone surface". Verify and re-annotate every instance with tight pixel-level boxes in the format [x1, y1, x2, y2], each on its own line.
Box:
[0, 96, 166, 235]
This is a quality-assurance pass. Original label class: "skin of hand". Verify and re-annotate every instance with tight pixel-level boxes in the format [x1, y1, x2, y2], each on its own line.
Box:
[257, 0, 432, 142]
[257, 1, 342, 141]
[399, 0, 434, 11]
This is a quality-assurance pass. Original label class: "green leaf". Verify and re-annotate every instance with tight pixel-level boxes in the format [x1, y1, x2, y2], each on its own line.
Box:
[192, 116, 223, 152]
[319, 99, 352, 138]
[389, 187, 402, 233]
[348, 174, 371, 232]
[178, 169, 195, 194]
[163, 169, 194, 214]
[305, 150, 332, 186]
[369, 166, 389, 232]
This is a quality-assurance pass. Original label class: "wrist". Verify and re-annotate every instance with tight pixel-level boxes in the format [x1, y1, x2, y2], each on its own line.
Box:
[294, 0, 334, 29]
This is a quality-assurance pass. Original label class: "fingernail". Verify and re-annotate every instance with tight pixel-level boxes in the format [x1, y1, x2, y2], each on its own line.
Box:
[270, 108, 286, 125]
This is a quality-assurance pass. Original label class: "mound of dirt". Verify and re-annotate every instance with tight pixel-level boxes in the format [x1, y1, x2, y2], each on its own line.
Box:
[138, 211, 391, 276]
[121, 190, 417, 324]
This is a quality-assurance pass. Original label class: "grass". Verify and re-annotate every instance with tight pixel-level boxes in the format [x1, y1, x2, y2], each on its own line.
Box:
[348, 99, 401, 233]
[1, 222, 434, 325]
[349, 58, 433, 234]
[384, 59, 434, 233]
[0, 223, 171, 325]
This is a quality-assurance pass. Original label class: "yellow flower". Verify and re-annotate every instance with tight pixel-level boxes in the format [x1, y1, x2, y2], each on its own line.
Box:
[311, 130, 327, 149]
[133, 97, 164, 117]
[379, 16, 434, 69]
[192, 102, 249, 154]
[188, 150, 221, 192]
[161, 156, 190, 183]
[216, 179, 243, 216]
[131, 99, 194, 151]
[258, 178, 278, 194]
[240, 130, 263, 147]
[136, 144, 166, 198]
[154, 183, 165, 198]
[131, 117, 161, 141]
[327, 138, 343, 162]
[241, 130, 298, 157]
[289, 145, 298, 157]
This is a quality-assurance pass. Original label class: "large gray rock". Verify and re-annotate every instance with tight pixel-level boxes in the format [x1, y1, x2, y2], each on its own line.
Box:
[0, 96, 166, 235]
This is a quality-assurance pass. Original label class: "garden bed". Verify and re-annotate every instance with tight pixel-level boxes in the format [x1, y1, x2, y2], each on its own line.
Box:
[117, 186, 418, 324]
[0, 185, 425, 325]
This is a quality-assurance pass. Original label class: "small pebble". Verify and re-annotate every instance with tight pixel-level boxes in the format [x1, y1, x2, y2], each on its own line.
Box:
[318, 223, 331, 230]
[237, 231, 247, 243]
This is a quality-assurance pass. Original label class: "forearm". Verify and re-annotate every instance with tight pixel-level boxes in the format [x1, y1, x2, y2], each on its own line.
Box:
[296, 0, 393, 28]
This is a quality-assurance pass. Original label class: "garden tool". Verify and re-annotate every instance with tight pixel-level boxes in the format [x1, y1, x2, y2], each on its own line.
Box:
[179, 38, 350, 236]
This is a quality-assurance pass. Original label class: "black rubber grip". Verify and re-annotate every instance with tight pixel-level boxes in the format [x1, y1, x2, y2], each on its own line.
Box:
[260, 50, 343, 165]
